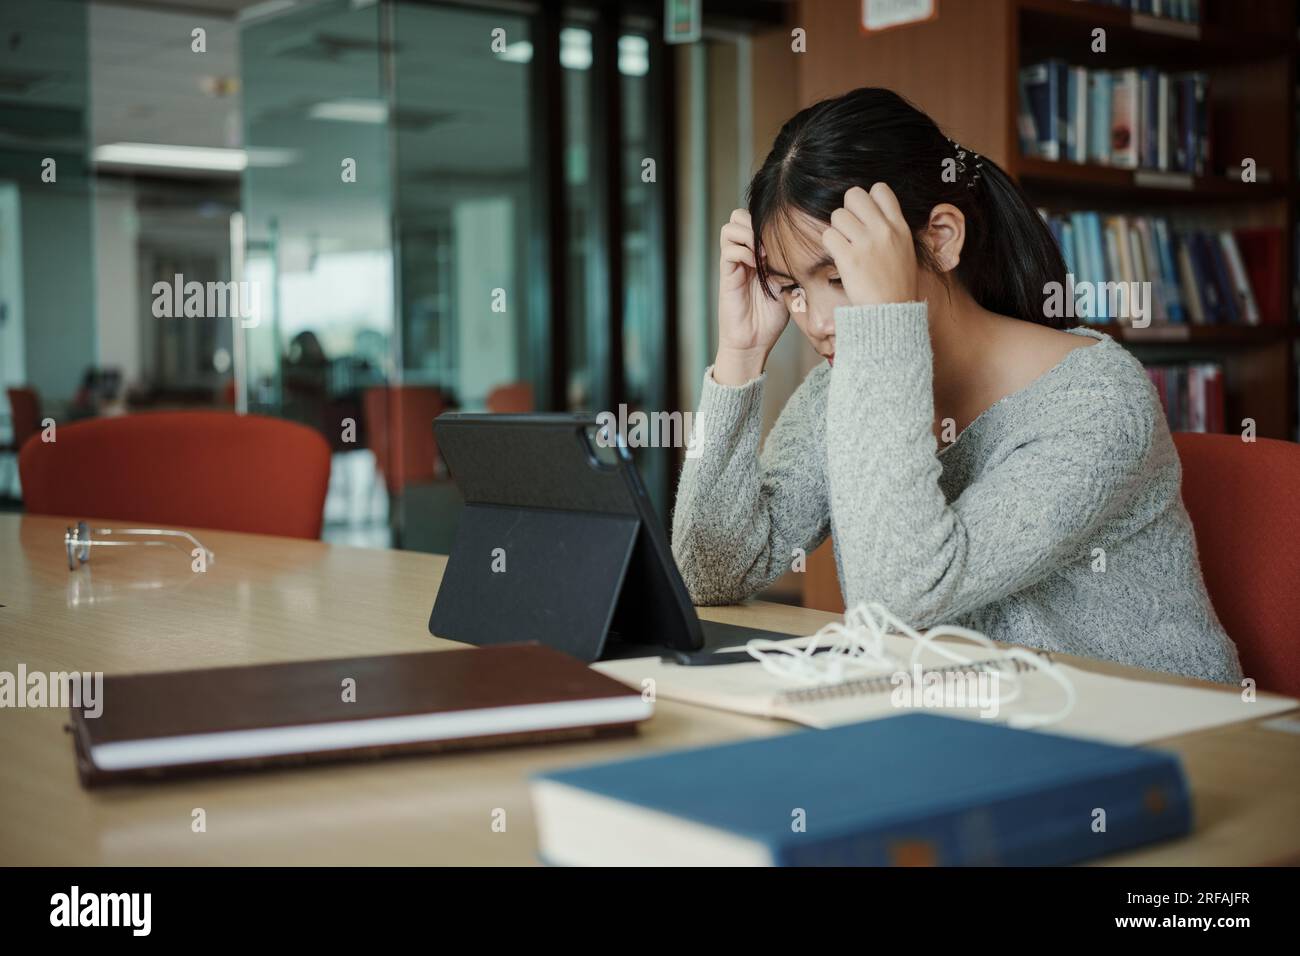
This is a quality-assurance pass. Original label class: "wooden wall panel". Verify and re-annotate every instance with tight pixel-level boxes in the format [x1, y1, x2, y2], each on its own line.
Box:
[793, 0, 1016, 166]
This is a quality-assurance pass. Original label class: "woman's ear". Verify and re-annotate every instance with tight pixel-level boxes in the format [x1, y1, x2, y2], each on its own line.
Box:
[922, 203, 966, 273]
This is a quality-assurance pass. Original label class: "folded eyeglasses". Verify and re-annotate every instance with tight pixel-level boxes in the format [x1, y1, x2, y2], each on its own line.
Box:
[64, 521, 215, 571]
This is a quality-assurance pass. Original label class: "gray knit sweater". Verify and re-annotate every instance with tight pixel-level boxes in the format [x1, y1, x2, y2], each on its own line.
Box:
[671, 301, 1243, 684]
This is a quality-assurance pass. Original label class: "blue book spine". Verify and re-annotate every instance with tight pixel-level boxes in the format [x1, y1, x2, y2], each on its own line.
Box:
[773, 761, 1192, 866]
[1069, 212, 1093, 300]
[1086, 213, 1110, 321]
[1169, 75, 1186, 171]
[1066, 68, 1080, 162]
[1204, 235, 1240, 325]
[1017, 70, 1040, 157]
[1051, 60, 1069, 162]
[1021, 64, 1055, 160]
[1152, 218, 1186, 323]
[1192, 73, 1208, 175]
[1141, 68, 1159, 169]
[1069, 67, 1091, 164]
[1182, 74, 1196, 174]
[1189, 233, 1224, 324]
[1088, 71, 1112, 164]
[1060, 221, 1078, 279]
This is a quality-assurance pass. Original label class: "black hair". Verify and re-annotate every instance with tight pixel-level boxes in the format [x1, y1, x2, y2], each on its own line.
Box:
[747, 87, 1066, 328]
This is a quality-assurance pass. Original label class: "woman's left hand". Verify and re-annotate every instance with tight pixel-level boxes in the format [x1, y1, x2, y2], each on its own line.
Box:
[821, 183, 919, 307]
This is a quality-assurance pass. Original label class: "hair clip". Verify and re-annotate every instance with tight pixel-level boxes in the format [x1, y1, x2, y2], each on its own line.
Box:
[948, 137, 981, 188]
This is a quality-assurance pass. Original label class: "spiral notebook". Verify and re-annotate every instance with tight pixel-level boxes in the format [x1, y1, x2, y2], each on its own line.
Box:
[592, 634, 1297, 746]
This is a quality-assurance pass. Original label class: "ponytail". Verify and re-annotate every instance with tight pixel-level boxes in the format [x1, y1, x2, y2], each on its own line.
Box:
[957, 157, 1068, 328]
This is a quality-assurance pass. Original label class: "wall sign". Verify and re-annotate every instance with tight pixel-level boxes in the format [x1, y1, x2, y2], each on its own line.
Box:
[665, 0, 701, 45]
[861, 0, 938, 35]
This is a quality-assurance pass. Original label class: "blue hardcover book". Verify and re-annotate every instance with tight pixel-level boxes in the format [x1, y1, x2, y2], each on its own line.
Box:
[532, 714, 1192, 866]
[1052, 60, 1070, 162]
[1188, 232, 1226, 324]
[1140, 68, 1159, 169]
[1016, 69, 1040, 157]
[1060, 220, 1078, 280]
[1152, 218, 1187, 323]
[1020, 63, 1056, 160]
[1087, 71, 1112, 164]
[1085, 212, 1111, 321]
[1069, 212, 1093, 295]
[1066, 66, 1086, 163]
[1202, 233, 1240, 325]
[1170, 75, 1188, 171]
[1192, 72, 1208, 175]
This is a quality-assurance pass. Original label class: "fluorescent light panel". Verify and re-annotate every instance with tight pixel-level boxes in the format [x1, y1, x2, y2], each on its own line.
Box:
[308, 98, 388, 124]
[92, 143, 298, 172]
[94, 143, 247, 171]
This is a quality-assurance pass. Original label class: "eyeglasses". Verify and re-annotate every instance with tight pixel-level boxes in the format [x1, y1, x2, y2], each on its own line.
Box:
[65, 521, 215, 571]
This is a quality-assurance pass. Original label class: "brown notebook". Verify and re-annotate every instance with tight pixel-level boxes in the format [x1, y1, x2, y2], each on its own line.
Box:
[68, 643, 651, 787]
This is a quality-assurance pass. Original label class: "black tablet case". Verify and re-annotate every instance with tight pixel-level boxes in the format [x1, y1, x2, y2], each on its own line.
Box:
[428, 414, 704, 662]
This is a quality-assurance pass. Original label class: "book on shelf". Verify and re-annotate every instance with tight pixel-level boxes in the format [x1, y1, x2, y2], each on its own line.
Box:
[1146, 363, 1225, 433]
[1037, 209, 1277, 328]
[1019, 60, 1208, 175]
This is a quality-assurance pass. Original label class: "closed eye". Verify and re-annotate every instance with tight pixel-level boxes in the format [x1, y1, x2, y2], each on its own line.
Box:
[780, 283, 802, 295]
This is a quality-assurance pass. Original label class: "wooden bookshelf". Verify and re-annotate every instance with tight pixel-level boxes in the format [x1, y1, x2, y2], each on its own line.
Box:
[1017, 0, 1290, 64]
[796, 0, 1298, 440]
[1111, 324, 1291, 345]
[1016, 156, 1288, 202]
[1008, 0, 1299, 441]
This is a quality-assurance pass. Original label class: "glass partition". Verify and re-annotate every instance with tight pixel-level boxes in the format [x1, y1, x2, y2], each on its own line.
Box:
[0, 0, 96, 455]
[391, 1, 538, 411]
[238, 0, 673, 548]
[240, 0, 396, 544]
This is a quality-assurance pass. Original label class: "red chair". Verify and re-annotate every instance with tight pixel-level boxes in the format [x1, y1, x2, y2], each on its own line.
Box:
[486, 381, 534, 414]
[18, 411, 332, 539]
[363, 386, 446, 495]
[1173, 433, 1300, 696]
[5, 387, 42, 447]
[2, 387, 42, 498]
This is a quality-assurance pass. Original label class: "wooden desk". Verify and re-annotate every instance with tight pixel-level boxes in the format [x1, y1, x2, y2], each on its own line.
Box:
[1, 513, 1296, 865]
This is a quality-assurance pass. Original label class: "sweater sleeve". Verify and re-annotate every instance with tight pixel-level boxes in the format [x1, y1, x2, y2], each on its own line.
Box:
[670, 365, 831, 605]
[827, 301, 1156, 627]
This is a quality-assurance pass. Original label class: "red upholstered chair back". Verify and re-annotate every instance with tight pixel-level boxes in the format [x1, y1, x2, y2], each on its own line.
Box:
[486, 381, 534, 414]
[6, 387, 42, 447]
[363, 386, 445, 495]
[1172, 433, 1300, 696]
[19, 411, 332, 539]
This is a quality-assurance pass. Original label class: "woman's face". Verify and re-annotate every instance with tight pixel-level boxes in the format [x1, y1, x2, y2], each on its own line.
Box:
[760, 211, 849, 365]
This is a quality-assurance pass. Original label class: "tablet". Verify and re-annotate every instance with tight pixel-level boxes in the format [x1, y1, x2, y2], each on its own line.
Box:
[428, 413, 707, 661]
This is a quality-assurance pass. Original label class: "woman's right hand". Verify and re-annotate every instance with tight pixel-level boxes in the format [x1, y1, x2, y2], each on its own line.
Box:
[714, 209, 790, 385]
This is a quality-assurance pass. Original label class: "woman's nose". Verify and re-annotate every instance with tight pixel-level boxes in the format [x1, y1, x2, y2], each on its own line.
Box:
[809, 302, 836, 336]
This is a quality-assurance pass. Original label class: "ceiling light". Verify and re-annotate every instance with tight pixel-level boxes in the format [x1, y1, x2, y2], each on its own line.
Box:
[92, 143, 298, 172]
[496, 40, 532, 64]
[619, 35, 649, 76]
[560, 28, 592, 70]
[309, 98, 387, 124]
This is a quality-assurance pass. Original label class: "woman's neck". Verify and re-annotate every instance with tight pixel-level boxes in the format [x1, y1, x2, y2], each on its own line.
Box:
[923, 279, 1003, 431]
[922, 279, 1095, 439]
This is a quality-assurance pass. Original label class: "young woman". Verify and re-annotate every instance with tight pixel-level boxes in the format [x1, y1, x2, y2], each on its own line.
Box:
[670, 87, 1242, 684]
